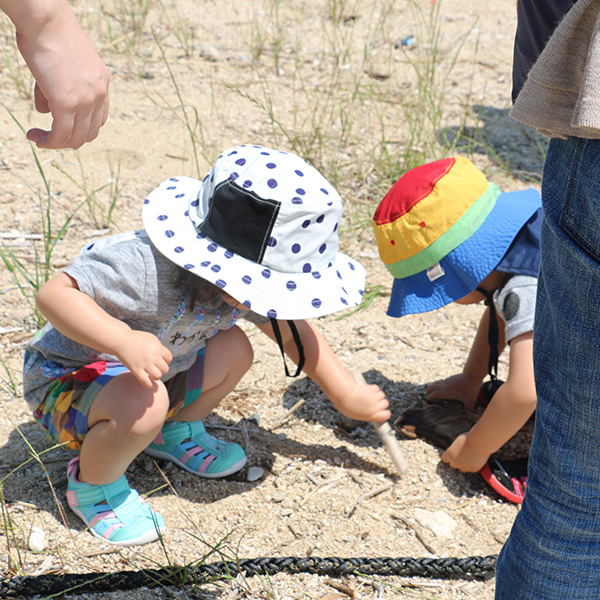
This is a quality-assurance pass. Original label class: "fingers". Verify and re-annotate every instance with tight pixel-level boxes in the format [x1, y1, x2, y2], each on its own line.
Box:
[146, 354, 171, 382]
[441, 449, 455, 468]
[27, 79, 110, 150]
[33, 83, 50, 113]
[134, 369, 154, 390]
[366, 384, 391, 422]
[127, 348, 172, 390]
[426, 388, 447, 400]
[32, 108, 104, 150]
[25, 127, 50, 145]
[426, 380, 444, 396]
[45, 112, 81, 149]
[132, 362, 168, 390]
[371, 407, 392, 423]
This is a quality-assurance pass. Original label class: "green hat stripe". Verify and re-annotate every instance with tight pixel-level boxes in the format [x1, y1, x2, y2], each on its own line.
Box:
[386, 182, 500, 280]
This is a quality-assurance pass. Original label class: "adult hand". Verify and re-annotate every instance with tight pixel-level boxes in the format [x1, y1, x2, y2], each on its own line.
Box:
[8, 0, 110, 149]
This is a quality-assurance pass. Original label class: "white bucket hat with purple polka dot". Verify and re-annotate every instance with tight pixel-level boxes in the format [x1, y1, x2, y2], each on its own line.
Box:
[142, 144, 365, 320]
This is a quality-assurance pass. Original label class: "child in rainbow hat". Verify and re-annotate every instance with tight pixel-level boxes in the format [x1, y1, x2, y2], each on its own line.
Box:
[373, 156, 541, 503]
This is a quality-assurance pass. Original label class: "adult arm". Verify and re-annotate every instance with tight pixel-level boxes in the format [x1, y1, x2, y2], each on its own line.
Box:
[0, 0, 110, 149]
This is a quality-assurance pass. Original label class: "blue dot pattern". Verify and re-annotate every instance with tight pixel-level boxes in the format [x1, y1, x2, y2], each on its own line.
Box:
[141, 144, 366, 319]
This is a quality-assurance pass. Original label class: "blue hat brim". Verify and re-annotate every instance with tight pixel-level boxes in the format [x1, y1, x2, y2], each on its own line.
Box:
[386, 188, 541, 317]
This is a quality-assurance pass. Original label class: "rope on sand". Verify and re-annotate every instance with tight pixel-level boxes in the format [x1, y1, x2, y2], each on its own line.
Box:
[0, 554, 497, 597]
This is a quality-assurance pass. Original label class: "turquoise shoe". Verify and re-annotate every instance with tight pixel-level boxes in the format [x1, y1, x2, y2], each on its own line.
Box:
[66, 457, 164, 546]
[144, 420, 247, 478]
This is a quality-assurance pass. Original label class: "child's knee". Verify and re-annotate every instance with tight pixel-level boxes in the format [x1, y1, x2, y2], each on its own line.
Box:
[211, 325, 254, 374]
[90, 373, 169, 435]
[234, 327, 254, 373]
[137, 384, 170, 432]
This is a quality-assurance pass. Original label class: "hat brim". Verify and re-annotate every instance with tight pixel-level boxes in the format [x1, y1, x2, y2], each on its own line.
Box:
[143, 176, 366, 320]
[386, 188, 541, 317]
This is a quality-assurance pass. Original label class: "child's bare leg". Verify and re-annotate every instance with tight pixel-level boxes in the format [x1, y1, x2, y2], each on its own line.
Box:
[79, 372, 169, 485]
[173, 325, 253, 422]
[143, 326, 252, 479]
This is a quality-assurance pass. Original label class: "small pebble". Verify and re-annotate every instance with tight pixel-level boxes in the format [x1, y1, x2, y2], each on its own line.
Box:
[28, 526, 46, 553]
[272, 491, 286, 503]
[199, 44, 220, 62]
[247, 466, 264, 482]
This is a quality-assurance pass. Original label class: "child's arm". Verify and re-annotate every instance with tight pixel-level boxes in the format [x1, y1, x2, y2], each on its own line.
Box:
[442, 331, 535, 472]
[426, 306, 506, 411]
[36, 272, 172, 388]
[256, 319, 390, 423]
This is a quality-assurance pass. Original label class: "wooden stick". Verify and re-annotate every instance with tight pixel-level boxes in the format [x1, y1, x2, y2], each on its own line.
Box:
[271, 398, 305, 429]
[347, 482, 393, 517]
[373, 420, 409, 476]
[392, 512, 439, 555]
[354, 372, 409, 477]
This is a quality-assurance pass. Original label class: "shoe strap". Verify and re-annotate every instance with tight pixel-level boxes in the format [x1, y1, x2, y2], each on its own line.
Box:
[68, 472, 131, 507]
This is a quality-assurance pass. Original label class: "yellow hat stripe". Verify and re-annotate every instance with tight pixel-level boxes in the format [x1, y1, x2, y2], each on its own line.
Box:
[374, 161, 490, 263]
[384, 183, 500, 278]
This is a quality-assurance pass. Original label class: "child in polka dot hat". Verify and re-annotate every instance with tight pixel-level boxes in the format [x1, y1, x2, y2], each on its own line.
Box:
[23, 144, 390, 546]
[373, 156, 541, 503]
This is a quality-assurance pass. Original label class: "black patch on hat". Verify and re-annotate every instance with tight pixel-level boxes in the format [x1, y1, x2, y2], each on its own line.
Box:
[199, 179, 281, 264]
[503, 291, 520, 322]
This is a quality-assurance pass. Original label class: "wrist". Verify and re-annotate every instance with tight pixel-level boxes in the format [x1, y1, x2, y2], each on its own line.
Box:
[108, 323, 134, 356]
[463, 430, 493, 460]
[7, 0, 71, 38]
[461, 368, 483, 385]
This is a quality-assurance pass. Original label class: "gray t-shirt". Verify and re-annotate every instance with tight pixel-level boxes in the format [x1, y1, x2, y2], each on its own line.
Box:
[493, 274, 537, 343]
[23, 231, 268, 410]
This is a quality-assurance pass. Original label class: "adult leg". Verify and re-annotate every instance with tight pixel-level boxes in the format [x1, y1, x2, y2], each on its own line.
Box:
[496, 137, 600, 598]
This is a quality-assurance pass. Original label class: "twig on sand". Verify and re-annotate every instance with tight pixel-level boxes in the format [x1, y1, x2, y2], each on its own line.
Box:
[325, 577, 358, 598]
[347, 482, 393, 517]
[391, 512, 439, 555]
[271, 399, 305, 429]
[300, 476, 345, 506]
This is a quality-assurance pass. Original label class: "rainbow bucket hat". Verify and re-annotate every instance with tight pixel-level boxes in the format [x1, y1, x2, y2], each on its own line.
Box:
[373, 156, 541, 317]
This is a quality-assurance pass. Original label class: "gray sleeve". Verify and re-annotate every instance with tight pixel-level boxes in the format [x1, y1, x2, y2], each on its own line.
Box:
[493, 275, 537, 343]
[64, 235, 154, 320]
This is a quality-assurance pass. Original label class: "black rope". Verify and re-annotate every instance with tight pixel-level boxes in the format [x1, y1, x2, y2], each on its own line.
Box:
[0, 554, 497, 597]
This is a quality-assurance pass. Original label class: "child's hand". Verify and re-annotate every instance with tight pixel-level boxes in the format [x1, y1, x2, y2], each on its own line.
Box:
[426, 373, 481, 412]
[114, 330, 173, 389]
[336, 382, 391, 423]
[442, 433, 489, 473]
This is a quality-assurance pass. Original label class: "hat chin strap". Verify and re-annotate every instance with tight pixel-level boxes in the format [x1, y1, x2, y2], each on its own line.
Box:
[476, 287, 499, 381]
[269, 318, 306, 378]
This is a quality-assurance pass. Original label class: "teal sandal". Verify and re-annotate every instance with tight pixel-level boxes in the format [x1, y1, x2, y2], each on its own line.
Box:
[66, 457, 164, 546]
[144, 420, 247, 478]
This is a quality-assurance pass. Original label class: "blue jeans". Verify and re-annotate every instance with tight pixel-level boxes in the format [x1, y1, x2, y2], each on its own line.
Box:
[496, 137, 600, 598]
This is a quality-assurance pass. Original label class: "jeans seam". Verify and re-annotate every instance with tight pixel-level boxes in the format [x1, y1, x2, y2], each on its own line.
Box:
[560, 139, 600, 262]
